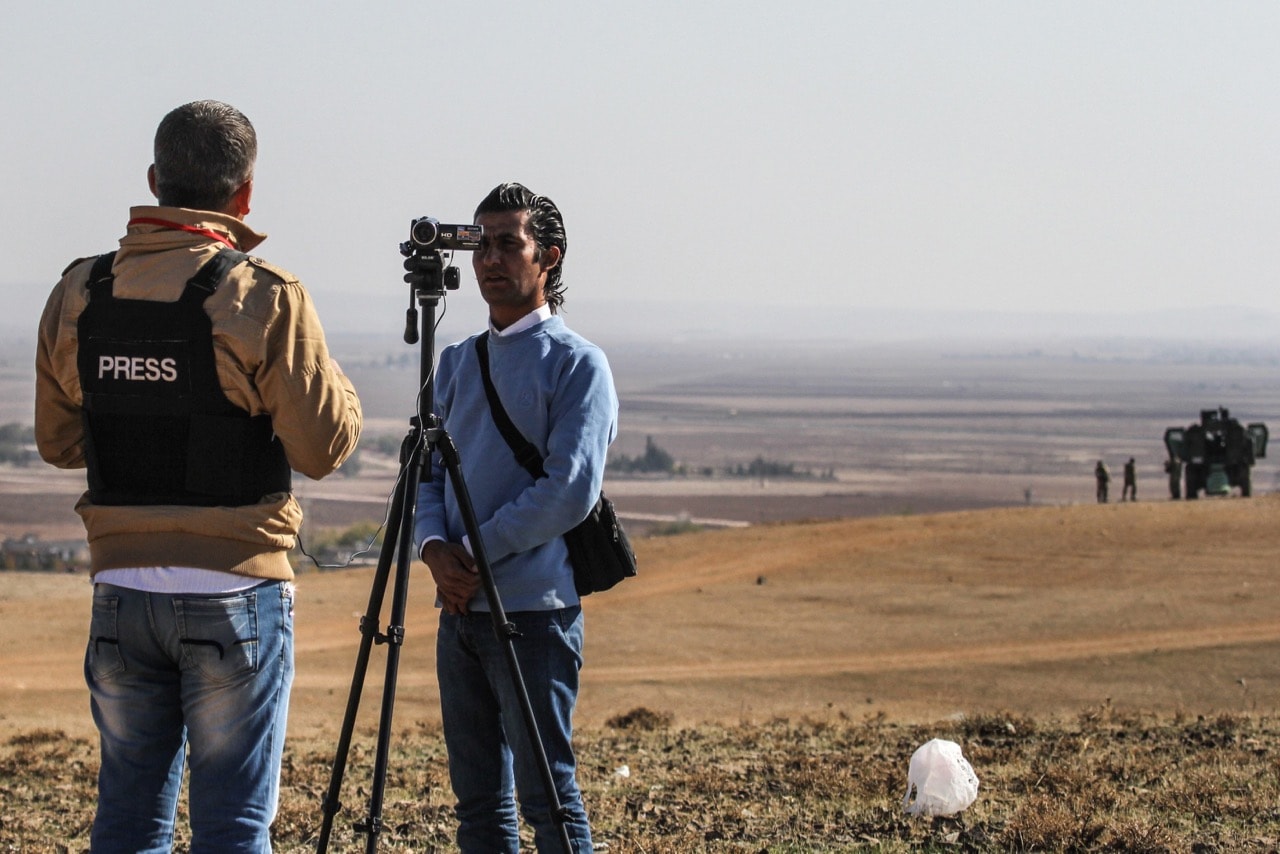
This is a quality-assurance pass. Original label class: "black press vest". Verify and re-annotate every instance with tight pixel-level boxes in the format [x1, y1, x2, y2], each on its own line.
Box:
[76, 249, 292, 506]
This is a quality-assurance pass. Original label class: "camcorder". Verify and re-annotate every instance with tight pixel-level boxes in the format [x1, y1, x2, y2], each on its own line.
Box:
[402, 217, 483, 253]
[400, 216, 482, 297]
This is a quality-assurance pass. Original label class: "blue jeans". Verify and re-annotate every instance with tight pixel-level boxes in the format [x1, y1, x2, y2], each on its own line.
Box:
[437, 607, 593, 853]
[85, 581, 294, 853]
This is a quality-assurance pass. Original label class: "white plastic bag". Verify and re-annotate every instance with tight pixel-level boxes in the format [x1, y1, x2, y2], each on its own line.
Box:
[901, 738, 979, 817]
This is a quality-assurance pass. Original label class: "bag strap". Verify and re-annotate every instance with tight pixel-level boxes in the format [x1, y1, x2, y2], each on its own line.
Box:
[474, 332, 547, 479]
[181, 248, 249, 299]
[87, 251, 118, 296]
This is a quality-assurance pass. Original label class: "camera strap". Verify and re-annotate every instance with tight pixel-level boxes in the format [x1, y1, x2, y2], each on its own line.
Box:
[473, 332, 547, 480]
[473, 332, 636, 598]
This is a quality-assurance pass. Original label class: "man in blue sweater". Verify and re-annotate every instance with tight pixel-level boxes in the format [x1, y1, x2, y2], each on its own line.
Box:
[415, 182, 617, 853]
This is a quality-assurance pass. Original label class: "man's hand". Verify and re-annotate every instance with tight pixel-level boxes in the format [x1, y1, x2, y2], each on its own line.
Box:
[420, 540, 479, 614]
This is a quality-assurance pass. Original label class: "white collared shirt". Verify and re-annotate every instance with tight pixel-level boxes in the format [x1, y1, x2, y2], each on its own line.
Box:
[491, 303, 552, 337]
[93, 566, 261, 593]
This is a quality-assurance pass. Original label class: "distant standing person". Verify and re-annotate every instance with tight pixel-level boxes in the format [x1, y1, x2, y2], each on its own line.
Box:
[1095, 460, 1111, 503]
[1122, 457, 1137, 501]
[34, 100, 362, 850]
[1165, 457, 1183, 499]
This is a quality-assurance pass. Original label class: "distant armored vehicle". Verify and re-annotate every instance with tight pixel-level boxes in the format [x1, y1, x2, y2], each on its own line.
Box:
[1163, 407, 1268, 499]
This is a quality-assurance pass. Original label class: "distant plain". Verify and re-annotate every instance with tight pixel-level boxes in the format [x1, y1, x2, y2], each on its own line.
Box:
[7, 332, 1280, 536]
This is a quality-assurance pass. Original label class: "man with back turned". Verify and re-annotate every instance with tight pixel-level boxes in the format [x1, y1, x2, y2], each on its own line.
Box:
[35, 99, 362, 851]
[415, 182, 618, 852]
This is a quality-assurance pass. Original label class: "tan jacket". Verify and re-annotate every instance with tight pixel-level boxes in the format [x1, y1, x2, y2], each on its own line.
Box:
[35, 206, 363, 580]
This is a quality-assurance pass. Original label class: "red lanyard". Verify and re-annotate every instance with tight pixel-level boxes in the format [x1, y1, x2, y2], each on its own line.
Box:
[127, 217, 238, 250]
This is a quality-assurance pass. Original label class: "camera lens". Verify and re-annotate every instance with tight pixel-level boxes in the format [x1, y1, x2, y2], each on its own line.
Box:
[410, 217, 440, 248]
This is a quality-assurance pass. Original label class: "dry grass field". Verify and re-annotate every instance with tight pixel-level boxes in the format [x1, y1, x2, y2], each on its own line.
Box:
[4, 496, 1280, 851]
[6, 335, 1280, 849]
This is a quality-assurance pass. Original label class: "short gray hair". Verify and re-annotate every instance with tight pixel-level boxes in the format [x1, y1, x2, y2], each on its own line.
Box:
[153, 100, 257, 211]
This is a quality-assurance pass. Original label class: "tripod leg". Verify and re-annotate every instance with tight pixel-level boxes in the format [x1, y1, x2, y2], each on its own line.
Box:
[318, 416, 574, 853]
[434, 428, 576, 854]
[360, 452, 423, 853]
[316, 430, 421, 853]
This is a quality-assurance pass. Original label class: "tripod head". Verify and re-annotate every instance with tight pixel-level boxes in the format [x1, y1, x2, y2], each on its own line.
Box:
[399, 217, 482, 345]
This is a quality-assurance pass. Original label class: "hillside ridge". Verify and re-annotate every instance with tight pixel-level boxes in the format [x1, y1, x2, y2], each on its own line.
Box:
[3, 496, 1278, 736]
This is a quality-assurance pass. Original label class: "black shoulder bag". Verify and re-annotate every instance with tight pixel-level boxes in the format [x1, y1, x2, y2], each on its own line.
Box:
[473, 333, 636, 596]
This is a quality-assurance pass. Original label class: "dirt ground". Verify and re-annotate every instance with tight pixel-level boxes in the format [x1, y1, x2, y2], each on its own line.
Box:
[4, 492, 1279, 744]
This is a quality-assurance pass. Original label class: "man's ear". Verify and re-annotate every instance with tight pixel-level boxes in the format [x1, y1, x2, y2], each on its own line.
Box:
[540, 244, 562, 273]
[147, 165, 159, 199]
[229, 177, 254, 219]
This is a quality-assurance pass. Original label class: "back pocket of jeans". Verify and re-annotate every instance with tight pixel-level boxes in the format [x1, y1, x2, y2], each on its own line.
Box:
[88, 595, 126, 681]
[175, 592, 259, 682]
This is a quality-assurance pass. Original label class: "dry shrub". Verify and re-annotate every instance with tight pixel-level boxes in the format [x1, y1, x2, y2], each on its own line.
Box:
[959, 709, 1038, 741]
[1104, 817, 1181, 854]
[606, 706, 673, 731]
[6, 729, 68, 747]
[1001, 793, 1095, 849]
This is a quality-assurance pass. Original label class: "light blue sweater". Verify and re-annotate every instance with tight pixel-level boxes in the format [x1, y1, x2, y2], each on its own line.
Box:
[413, 316, 618, 611]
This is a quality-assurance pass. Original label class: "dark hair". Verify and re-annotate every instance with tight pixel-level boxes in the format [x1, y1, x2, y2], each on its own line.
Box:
[474, 182, 567, 312]
[152, 100, 257, 211]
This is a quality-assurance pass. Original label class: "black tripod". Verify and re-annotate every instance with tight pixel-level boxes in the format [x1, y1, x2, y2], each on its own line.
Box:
[315, 245, 574, 853]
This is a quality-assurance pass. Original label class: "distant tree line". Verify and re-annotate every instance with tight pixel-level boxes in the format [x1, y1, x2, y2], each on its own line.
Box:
[303, 520, 383, 553]
[607, 435, 834, 481]
[731, 456, 836, 481]
[0, 423, 35, 465]
[2, 533, 84, 571]
[293, 521, 383, 571]
[608, 436, 676, 474]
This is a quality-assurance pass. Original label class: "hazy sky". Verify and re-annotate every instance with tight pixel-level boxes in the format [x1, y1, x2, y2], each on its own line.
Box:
[4, 1, 1279, 339]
